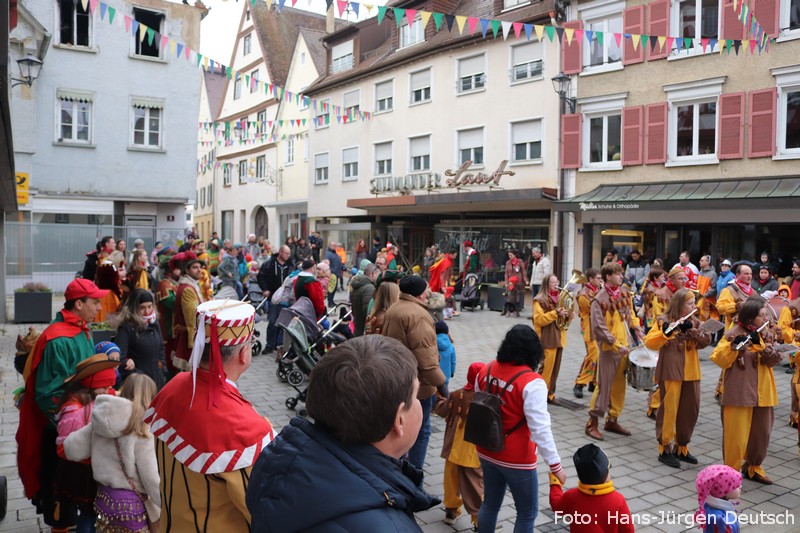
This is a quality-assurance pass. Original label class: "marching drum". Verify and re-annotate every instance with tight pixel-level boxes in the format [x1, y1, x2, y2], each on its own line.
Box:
[627, 345, 658, 392]
[765, 296, 790, 322]
[195, 299, 256, 347]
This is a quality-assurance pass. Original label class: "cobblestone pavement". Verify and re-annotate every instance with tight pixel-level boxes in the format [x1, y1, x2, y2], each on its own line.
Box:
[1, 293, 800, 531]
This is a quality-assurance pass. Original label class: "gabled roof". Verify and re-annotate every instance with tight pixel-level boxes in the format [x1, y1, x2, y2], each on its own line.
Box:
[299, 27, 328, 75]
[203, 70, 227, 120]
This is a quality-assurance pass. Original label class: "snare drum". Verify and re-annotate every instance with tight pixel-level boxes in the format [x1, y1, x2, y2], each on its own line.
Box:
[627, 346, 658, 392]
[195, 299, 256, 346]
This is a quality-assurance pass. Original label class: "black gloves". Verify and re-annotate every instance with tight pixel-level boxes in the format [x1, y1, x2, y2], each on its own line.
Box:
[662, 322, 674, 336]
[678, 320, 693, 332]
[732, 335, 749, 346]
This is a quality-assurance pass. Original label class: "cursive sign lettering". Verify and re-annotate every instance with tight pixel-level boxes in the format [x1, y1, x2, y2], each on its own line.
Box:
[444, 160, 515, 187]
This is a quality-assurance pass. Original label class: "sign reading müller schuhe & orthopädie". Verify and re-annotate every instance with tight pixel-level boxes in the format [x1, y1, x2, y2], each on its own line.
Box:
[368, 160, 515, 194]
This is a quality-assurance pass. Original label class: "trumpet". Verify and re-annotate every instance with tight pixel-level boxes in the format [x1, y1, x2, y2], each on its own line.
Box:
[664, 309, 698, 335]
[734, 322, 770, 350]
[555, 270, 585, 331]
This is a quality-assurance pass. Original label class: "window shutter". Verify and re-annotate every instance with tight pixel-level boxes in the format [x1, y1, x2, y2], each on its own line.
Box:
[720, 0, 746, 40]
[561, 21, 583, 75]
[375, 142, 391, 159]
[411, 69, 430, 91]
[647, 0, 669, 60]
[752, 0, 779, 38]
[375, 81, 392, 100]
[623, 6, 645, 65]
[458, 55, 484, 77]
[747, 88, 777, 158]
[644, 103, 667, 164]
[622, 106, 644, 166]
[560, 114, 581, 169]
[718, 92, 745, 160]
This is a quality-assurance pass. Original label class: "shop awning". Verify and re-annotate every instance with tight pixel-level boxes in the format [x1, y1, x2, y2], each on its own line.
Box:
[348, 187, 557, 215]
[553, 177, 800, 212]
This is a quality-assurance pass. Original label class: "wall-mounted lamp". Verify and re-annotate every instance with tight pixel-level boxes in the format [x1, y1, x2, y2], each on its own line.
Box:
[11, 54, 43, 88]
[551, 72, 576, 113]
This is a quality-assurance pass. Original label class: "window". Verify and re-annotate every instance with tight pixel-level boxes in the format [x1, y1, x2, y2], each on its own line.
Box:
[331, 40, 354, 73]
[223, 165, 232, 186]
[409, 135, 431, 172]
[584, 16, 622, 68]
[57, 91, 92, 144]
[775, 66, 800, 156]
[239, 160, 248, 183]
[665, 77, 723, 163]
[400, 17, 424, 48]
[315, 98, 330, 129]
[410, 69, 431, 104]
[258, 109, 268, 135]
[504, 0, 530, 9]
[245, 8, 251, 21]
[314, 152, 330, 183]
[673, 0, 719, 52]
[234, 73, 242, 100]
[587, 114, 622, 164]
[375, 80, 393, 113]
[132, 7, 164, 58]
[457, 128, 484, 166]
[200, 187, 206, 208]
[131, 99, 163, 148]
[55, 213, 70, 224]
[256, 156, 266, 181]
[342, 147, 359, 181]
[782, 0, 800, 32]
[285, 137, 295, 165]
[207, 184, 213, 206]
[58, 0, 91, 46]
[457, 55, 486, 93]
[343, 90, 360, 118]
[374, 142, 392, 175]
[243, 33, 252, 56]
[510, 41, 543, 83]
[301, 52, 306, 65]
[250, 69, 259, 93]
[511, 120, 542, 162]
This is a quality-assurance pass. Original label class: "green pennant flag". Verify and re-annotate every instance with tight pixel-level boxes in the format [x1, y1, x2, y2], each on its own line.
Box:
[226, 66, 232, 79]
[596, 31, 603, 46]
[684, 37, 693, 49]
[377, 5, 387, 25]
[108, 6, 116, 24]
[490, 19, 501, 38]
[432, 12, 443, 31]
[250, 0, 256, 6]
[641, 34, 648, 47]
[544, 25, 555, 42]
[196, 53, 203, 66]
[724, 39, 731, 53]
[393, 7, 405, 27]
[146, 27, 155, 46]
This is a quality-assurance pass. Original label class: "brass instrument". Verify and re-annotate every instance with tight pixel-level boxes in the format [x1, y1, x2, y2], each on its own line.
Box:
[555, 270, 586, 331]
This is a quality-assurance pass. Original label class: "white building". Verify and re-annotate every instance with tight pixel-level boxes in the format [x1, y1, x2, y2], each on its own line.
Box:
[305, 0, 564, 274]
[9, 0, 204, 291]
[195, 70, 226, 241]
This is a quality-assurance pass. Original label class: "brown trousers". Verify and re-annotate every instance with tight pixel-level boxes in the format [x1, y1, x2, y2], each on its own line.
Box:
[721, 405, 774, 478]
[589, 349, 627, 420]
[443, 460, 484, 517]
[655, 380, 700, 453]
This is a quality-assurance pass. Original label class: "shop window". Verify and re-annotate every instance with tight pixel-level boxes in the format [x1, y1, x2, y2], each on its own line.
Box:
[409, 135, 431, 172]
[343, 90, 360, 119]
[315, 98, 330, 129]
[583, 15, 623, 69]
[511, 119, 542, 162]
[132, 7, 165, 59]
[410, 69, 431, 105]
[234, 73, 242, 100]
[374, 141, 392, 175]
[672, 0, 720, 55]
[243, 33, 252, 56]
[375, 80, 393, 113]
[239, 160, 248, 183]
[585, 113, 622, 166]
[315, 152, 330, 184]
[457, 128, 484, 166]
[331, 40, 354, 73]
[400, 16, 424, 48]
[342, 147, 359, 181]
[457, 55, 485, 94]
[57, 91, 93, 144]
[510, 41, 543, 83]
[58, 0, 91, 46]
[223, 165, 232, 186]
[285, 137, 295, 165]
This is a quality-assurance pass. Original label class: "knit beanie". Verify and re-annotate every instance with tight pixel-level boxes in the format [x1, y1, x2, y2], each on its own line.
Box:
[695, 465, 742, 523]
[573, 443, 610, 485]
[399, 275, 427, 297]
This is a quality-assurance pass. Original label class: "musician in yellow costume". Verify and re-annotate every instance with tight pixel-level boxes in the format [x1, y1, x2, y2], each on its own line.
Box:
[710, 297, 782, 485]
[713, 263, 754, 402]
[778, 293, 800, 431]
[144, 300, 274, 531]
[573, 268, 601, 399]
[644, 289, 711, 468]
[533, 274, 572, 404]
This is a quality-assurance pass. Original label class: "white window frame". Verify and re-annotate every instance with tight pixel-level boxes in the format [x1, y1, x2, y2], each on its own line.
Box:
[207, 183, 213, 206]
[456, 127, 485, 168]
[773, 65, 800, 158]
[314, 152, 330, 184]
[409, 135, 431, 173]
[576, 0, 624, 73]
[670, 0, 722, 58]
[200, 187, 206, 208]
[223, 165, 232, 186]
[779, 0, 800, 40]
[374, 141, 393, 175]
[56, 90, 94, 145]
[456, 54, 486, 95]
[285, 136, 295, 165]
[315, 98, 330, 130]
[250, 69, 259, 94]
[257, 109, 268, 135]
[342, 146, 359, 181]
[503, 0, 531, 10]
[131, 6, 166, 60]
[331, 40, 355, 73]
[234, 73, 242, 100]
[510, 118, 544, 165]
[343, 89, 360, 119]
[400, 16, 425, 48]
[239, 160, 249, 183]
[255, 156, 266, 181]
[664, 77, 725, 165]
[374, 80, 394, 114]
[243, 33, 252, 56]
[130, 98, 164, 150]
[410, 68, 432, 106]
[578, 93, 626, 170]
[509, 41, 544, 85]
[56, 0, 93, 48]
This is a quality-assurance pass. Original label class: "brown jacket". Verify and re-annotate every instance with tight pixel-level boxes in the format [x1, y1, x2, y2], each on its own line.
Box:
[644, 316, 711, 382]
[383, 293, 446, 399]
[590, 288, 638, 359]
[532, 295, 565, 349]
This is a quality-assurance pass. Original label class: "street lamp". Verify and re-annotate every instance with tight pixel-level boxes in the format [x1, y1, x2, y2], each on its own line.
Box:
[11, 55, 43, 88]
[551, 72, 576, 113]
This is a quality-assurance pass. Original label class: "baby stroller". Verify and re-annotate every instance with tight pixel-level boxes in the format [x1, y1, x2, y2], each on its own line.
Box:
[276, 298, 352, 416]
[458, 271, 485, 311]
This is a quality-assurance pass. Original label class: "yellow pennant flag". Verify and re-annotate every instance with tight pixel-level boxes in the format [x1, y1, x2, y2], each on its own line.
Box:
[170, 39, 177, 56]
[456, 15, 467, 34]
[564, 27, 575, 45]
[138, 23, 148, 42]
[203, 56, 209, 70]
[631, 34, 640, 50]
[419, 11, 431, 31]
[657, 35, 666, 51]
[266, 0, 272, 10]
[534, 24, 545, 41]
[80, 0, 89, 11]
[363, 3, 374, 13]
[733, 0, 738, 11]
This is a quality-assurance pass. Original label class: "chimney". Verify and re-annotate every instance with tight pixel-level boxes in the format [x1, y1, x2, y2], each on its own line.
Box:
[326, 4, 334, 33]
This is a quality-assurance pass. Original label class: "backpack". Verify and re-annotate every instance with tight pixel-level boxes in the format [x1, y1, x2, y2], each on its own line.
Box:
[271, 273, 297, 307]
[463, 362, 533, 453]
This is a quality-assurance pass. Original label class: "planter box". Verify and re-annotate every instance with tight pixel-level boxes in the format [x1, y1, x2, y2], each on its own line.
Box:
[92, 329, 116, 346]
[14, 292, 53, 324]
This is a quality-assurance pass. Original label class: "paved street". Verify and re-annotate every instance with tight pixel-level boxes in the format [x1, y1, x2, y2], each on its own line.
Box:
[1, 293, 800, 531]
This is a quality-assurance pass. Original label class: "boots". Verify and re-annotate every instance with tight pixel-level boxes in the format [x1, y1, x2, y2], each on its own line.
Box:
[573, 384, 584, 399]
[585, 416, 604, 441]
[604, 418, 632, 436]
[658, 446, 681, 469]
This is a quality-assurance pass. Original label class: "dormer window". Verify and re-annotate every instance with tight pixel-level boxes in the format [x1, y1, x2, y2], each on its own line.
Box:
[331, 40, 354, 74]
[400, 16, 424, 48]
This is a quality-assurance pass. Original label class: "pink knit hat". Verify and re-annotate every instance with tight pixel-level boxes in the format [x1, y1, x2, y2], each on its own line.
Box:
[695, 465, 742, 523]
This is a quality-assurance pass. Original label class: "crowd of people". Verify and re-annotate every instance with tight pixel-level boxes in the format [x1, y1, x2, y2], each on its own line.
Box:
[13, 230, 800, 533]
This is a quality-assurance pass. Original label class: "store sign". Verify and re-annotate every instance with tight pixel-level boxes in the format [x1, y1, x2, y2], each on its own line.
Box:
[16, 172, 29, 205]
[579, 201, 640, 211]
[369, 160, 515, 194]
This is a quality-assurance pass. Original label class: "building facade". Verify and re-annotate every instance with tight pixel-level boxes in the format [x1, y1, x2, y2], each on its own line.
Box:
[195, 70, 226, 241]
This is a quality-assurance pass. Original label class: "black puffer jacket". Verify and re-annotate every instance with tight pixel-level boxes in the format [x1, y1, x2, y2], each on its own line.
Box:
[349, 274, 375, 336]
[115, 322, 167, 390]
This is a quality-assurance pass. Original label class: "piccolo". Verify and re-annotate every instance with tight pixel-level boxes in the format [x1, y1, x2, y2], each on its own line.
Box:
[664, 309, 698, 334]
[734, 322, 770, 350]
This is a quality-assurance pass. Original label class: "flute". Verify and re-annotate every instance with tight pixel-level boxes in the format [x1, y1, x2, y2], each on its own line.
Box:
[734, 322, 770, 351]
[664, 309, 698, 335]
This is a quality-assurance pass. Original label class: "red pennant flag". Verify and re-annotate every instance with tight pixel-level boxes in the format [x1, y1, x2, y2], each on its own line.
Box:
[467, 17, 479, 35]
[336, 0, 347, 17]
[749, 39, 757, 54]
[406, 9, 417, 27]
[614, 32, 622, 47]
[513, 22, 523, 39]
[701, 37, 709, 51]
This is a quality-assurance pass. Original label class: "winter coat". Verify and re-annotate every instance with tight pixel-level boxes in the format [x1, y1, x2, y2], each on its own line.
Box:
[699, 267, 719, 298]
[115, 321, 167, 390]
[529, 255, 551, 286]
[325, 249, 344, 278]
[83, 251, 100, 281]
[246, 417, 438, 533]
[294, 244, 312, 264]
[752, 277, 779, 295]
[625, 259, 650, 290]
[64, 394, 161, 522]
[382, 294, 446, 400]
[349, 274, 376, 336]
[256, 253, 295, 294]
[716, 269, 735, 298]
[436, 333, 456, 385]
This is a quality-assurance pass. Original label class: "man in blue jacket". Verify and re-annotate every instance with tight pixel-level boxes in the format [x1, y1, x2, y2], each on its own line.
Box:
[246, 335, 439, 531]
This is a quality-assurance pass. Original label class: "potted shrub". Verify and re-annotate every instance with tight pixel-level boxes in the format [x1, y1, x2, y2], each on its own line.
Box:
[14, 283, 53, 324]
[90, 322, 116, 346]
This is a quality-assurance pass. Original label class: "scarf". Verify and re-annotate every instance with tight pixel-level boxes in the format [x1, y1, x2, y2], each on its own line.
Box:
[737, 321, 758, 333]
[578, 480, 615, 496]
[548, 289, 560, 304]
[734, 279, 753, 295]
[178, 275, 206, 303]
[666, 280, 678, 293]
[605, 284, 621, 301]
[586, 282, 599, 293]
[650, 279, 663, 289]
[143, 311, 157, 324]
